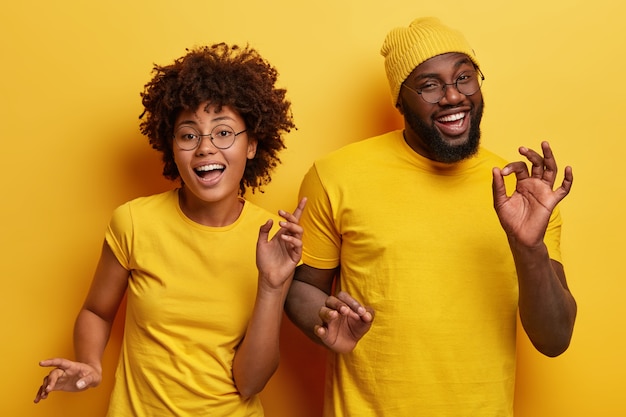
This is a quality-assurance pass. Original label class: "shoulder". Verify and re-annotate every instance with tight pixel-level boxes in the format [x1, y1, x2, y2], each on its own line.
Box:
[110, 189, 178, 224]
[241, 200, 275, 220]
[320, 130, 401, 159]
[125, 189, 177, 208]
[239, 200, 282, 236]
[313, 130, 403, 173]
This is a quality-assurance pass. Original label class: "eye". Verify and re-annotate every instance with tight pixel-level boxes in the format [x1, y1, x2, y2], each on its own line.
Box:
[419, 80, 442, 92]
[176, 129, 199, 142]
[212, 125, 235, 138]
[216, 129, 233, 138]
[456, 72, 475, 84]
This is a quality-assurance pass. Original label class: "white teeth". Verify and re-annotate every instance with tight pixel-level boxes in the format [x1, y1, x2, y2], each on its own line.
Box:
[195, 164, 224, 172]
[438, 112, 465, 122]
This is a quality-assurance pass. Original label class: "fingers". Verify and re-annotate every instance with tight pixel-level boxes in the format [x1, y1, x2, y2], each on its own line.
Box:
[500, 142, 570, 190]
[277, 219, 303, 240]
[318, 305, 341, 324]
[501, 161, 530, 181]
[313, 323, 328, 338]
[291, 197, 307, 222]
[38, 359, 70, 391]
[258, 218, 273, 238]
[539, 141, 558, 185]
[315, 292, 375, 352]
[34, 376, 49, 403]
[259, 198, 306, 239]
[39, 357, 73, 369]
[518, 145, 546, 179]
[336, 291, 374, 322]
[321, 292, 373, 323]
[276, 198, 307, 244]
[500, 160, 530, 180]
[34, 358, 97, 403]
[278, 197, 307, 225]
[33, 366, 65, 403]
[509, 141, 559, 185]
[523, 141, 559, 186]
[491, 167, 507, 208]
[323, 294, 358, 319]
[555, 165, 574, 201]
[548, 142, 573, 200]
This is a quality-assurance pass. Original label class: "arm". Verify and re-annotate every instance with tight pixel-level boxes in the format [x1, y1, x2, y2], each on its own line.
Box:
[492, 141, 577, 357]
[232, 198, 305, 399]
[285, 164, 373, 353]
[285, 265, 374, 354]
[34, 241, 129, 402]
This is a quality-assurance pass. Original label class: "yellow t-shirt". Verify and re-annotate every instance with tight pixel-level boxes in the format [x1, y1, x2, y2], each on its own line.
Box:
[104, 189, 278, 417]
[298, 130, 562, 417]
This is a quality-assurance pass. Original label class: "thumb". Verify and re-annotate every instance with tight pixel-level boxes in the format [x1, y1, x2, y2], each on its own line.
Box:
[491, 167, 507, 207]
[258, 219, 273, 242]
[76, 372, 98, 390]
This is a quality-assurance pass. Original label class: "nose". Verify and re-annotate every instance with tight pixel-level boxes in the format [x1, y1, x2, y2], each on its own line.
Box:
[439, 83, 465, 106]
[195, 134, 218, 155]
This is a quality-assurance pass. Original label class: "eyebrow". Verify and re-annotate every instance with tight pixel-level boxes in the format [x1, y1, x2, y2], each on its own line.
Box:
[413, 57, 475, 81]
[211, 116, 236, 123]
[176, 115, 236, 127]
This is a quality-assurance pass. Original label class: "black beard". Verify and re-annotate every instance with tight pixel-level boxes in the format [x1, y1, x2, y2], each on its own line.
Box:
[404, 101, 484, 163]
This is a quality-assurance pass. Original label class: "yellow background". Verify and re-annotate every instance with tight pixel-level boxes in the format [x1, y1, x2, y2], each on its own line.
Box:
[2, 0, 623, 416]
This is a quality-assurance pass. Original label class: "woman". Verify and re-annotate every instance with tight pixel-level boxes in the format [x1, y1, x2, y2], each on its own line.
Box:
[34, 43, 305, 416]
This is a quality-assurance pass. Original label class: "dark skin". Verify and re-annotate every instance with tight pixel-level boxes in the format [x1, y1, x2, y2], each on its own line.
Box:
[493, 142, 576, 356]
[286, 266, 374, 354]
[285, 52, 576, 357]
[35, 198, 307, 403]
[35, 44, 300, 405]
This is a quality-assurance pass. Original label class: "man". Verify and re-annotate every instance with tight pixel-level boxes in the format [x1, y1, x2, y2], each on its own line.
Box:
[285, 17, 577, 417]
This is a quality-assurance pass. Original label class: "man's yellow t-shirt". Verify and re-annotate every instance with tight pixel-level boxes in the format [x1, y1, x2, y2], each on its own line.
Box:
[299, 130, 563, 417]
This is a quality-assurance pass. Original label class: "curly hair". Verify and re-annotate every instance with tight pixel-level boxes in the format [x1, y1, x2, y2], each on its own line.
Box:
[139, 43, 295, 195]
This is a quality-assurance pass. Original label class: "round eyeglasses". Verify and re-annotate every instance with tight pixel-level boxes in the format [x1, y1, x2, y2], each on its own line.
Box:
[173, 124, 247, 151]
[402, 69, 485, 104]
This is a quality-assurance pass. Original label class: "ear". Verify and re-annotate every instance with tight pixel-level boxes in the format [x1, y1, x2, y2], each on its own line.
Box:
[246, 138, 258, 159]
[396, 97, 405, 115]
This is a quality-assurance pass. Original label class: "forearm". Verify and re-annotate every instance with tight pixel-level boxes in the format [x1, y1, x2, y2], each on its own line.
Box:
[73, 308, 113, 373]
[512, 241, 577, 357]
[232, 278, 289, 399]
[284, 279, 329, 343]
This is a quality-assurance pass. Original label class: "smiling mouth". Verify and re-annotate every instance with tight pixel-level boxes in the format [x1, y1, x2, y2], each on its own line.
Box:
[437, 111, 465, 125]
[434, 111, 469, 137]
[194, 163, 225, 179]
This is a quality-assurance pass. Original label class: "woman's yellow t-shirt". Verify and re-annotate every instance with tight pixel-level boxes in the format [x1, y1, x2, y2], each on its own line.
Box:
[104, 189, 277, 417]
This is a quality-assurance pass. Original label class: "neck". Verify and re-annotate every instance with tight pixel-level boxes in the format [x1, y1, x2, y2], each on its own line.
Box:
[177, 187, 244, 227]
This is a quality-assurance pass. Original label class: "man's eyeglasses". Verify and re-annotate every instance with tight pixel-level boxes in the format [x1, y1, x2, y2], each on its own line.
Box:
[173, 124, 247, 151]
[402, 69, 485, 104]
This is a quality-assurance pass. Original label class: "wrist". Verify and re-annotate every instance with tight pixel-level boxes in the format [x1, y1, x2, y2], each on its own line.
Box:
[507, 234, 548, 254]
[258, 276, 292, 301]
[76, 359, 102, 374]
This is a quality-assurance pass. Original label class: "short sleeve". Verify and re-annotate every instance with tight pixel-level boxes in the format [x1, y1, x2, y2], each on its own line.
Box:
[545, 207, 563, 264]
[105, 202, 134, 270]
[298, 164, 341, 269]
